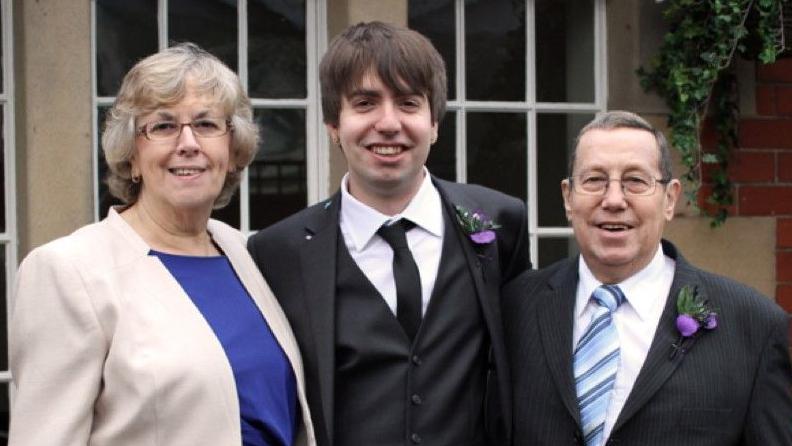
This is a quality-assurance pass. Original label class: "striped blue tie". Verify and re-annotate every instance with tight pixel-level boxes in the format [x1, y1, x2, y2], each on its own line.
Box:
[573, 284, 625, 446]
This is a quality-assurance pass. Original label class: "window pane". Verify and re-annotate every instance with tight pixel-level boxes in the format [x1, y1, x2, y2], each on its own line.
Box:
[0, 382, 7, 441]
[248, 0, 306, 98]
[97, 107, 123, 219]
[426, 111, 455, 181]
[168, 0, 238, 71]
[409, 0, 456, 100]
[535, 0, 595, 103]
[211, 189, 241, 228]
[537, 113, 593, 227]
[249, 109, 306, 230]
[467, 112, 526, 200]
[96, 0, 157, 96]
[465, 0, 525, 101]
[538, 236, 578, 268]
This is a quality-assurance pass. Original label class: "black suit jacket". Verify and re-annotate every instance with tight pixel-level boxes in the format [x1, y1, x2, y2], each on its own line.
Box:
[502, 240, 792, 445]
[248, 177, 530, 446]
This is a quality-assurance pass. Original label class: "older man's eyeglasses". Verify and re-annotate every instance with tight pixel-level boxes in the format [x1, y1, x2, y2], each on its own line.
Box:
[569, 173, 671, 196]
[137, 118, 232, 142]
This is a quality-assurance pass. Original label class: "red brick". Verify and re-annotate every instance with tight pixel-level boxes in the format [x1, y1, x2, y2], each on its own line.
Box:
[697, 183, 737, 217]
[729, 151, 775, 183]
[778, 250, 792, 282]
[700, 119, 718, 152]
[756, 85, 776, 116]
[781, 153, 792, 182]
[702, 151, 773, 183]
[739, 119, 792, 149]
[779, 218, 792, 248]
[778, 284, 792, 312]
[739, 186, 792, 215]
[757, 58, 792, 83]
[777, 87, 792, 116]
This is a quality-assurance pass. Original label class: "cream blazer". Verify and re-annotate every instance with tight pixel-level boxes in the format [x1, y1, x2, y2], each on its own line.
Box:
[9, 208, 316, 446]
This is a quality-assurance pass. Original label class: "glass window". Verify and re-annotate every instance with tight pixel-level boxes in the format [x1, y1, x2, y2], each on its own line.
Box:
[248, 0, 307, 98]
[410, 0, 605, 267]
[536, 0, 595, 103]
[467, 112, 527, 201]
[538, 236, 579, 268]
[425, 112, 456, 181]
[93, 0, 323, 232]
[408, 0, 456, 100]
[537, 113, 594, 227]
[96, 106, 122, 218]
[95, 0, 157, 96]
[249, 108, 307, 229]
[465, 0, 526, 101]
[168, 0, 239, 71]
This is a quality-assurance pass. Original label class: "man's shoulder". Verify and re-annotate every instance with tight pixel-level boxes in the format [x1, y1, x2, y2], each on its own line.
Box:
[249, 198, 336, 246]
[503, 259, 574, 305]
[435, 178, 523, 207]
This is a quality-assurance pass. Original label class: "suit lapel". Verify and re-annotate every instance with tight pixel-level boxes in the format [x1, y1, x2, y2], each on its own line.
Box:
[612, 240, 700, 432]
[539, 260, 582, 425]
[434, 179, 501, 300]
[434, 179, 514, 438]
[298, 193, 341, 442]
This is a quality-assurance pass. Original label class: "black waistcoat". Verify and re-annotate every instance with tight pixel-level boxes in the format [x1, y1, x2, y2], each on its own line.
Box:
[334, 212, 488, 446]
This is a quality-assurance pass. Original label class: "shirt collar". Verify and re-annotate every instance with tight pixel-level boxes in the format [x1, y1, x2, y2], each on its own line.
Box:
[576, 243, 670, 321]
[339, 168, 443, 251]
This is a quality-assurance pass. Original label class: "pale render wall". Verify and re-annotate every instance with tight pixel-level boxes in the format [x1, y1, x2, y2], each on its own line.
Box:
[15, 0, 93, 258]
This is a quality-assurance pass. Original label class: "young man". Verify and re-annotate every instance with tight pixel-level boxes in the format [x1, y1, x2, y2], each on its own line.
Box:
[503, 111, 792, 445]
[248, 22, 530, 446]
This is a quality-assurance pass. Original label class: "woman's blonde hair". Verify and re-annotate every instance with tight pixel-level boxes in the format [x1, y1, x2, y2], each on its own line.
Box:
[102, 42, 259, 208]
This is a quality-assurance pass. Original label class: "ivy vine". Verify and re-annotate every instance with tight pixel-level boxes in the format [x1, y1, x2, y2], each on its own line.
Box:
[637, 0, 786, 227]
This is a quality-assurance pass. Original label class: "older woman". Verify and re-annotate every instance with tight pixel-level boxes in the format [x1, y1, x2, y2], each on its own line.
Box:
[9, 43, 315, 446]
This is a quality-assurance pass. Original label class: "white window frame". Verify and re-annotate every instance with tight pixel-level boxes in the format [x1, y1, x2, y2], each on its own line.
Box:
[1, 0, 16, 385]
[91, 0, 328, 233]
[444, 0, 607, 267]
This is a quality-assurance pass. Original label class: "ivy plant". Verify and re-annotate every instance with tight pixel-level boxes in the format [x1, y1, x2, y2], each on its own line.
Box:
[637, 0, 786, 226]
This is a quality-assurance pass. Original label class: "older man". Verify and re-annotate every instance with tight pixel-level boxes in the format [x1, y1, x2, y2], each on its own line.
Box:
[503, 111, 792, 445]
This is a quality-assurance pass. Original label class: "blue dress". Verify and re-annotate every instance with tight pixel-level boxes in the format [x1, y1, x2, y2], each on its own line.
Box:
[152, 250, 298, 446]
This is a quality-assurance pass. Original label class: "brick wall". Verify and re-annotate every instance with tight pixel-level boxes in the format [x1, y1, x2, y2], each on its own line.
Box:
[750, 58, 792, 311]
[729, 57, 792, 349]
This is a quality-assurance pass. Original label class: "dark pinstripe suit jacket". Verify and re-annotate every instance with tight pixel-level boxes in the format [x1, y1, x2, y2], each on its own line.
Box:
[502, 240, 792, 445]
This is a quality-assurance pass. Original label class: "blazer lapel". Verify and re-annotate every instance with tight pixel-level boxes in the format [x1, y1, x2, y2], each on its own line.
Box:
[539, 260, 582, 425]
[612, 240, 700, 432]
[298, 192, 341, 441]
[434, 179, 501, 302]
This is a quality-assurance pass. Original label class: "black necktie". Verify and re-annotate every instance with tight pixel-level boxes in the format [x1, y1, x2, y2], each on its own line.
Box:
[377, 219, 422, 341]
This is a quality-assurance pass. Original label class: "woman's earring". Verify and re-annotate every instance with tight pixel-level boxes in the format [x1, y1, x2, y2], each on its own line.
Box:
[132, 175, 141, 184]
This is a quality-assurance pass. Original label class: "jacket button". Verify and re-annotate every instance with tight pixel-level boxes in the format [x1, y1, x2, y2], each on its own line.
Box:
[411, 355, 422, 365]
[410, 433, 422, 444]
[411, 394, 423, 405]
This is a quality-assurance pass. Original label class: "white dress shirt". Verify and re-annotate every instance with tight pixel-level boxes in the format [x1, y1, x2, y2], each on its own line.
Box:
[572, 244, 675, 443]
[339, 169, 444, 316]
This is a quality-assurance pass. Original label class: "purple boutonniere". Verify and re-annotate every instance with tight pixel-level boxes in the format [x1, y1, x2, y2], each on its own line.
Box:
[669, 285, 718, 360]
[454, 205, 501, 246]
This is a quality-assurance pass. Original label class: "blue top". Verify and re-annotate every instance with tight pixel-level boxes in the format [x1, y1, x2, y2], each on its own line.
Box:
[151, 250, 298, 446]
